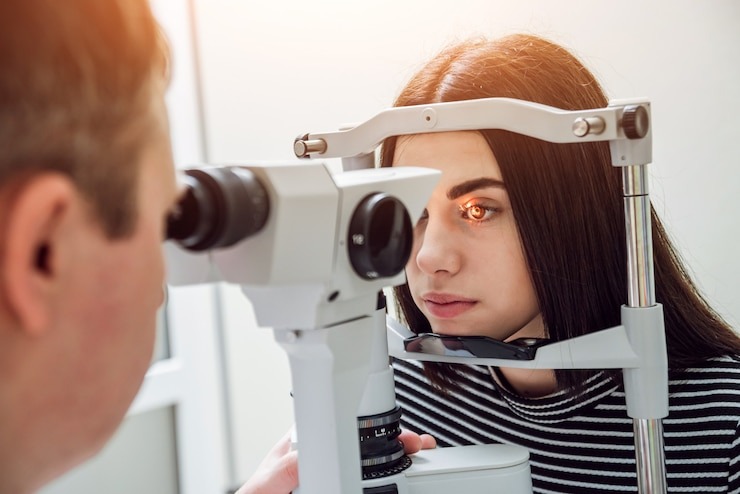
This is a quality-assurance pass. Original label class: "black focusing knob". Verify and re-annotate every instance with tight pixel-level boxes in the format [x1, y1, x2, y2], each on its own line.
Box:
[347, 193, 413, 280]
[622, 105, 649, 139]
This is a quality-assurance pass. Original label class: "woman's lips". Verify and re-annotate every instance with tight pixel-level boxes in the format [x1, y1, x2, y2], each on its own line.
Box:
[423, 294, 476, 319]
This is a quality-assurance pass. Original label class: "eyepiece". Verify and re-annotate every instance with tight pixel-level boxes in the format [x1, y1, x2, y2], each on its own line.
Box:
[166, 166, 269, 251]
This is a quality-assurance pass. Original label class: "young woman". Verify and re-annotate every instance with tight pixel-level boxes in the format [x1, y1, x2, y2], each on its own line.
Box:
[383, 34, 740, 493]
[242, 33, 740, 494]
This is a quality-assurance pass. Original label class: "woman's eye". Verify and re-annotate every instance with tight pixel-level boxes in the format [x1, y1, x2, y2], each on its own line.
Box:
[460, 202, 497, 222]
[412, 208, 429, 232]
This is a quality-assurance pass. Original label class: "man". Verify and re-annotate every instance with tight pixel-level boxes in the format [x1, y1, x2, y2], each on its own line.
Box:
[0, 2, 433, 492]
[0, 1, 180, 492]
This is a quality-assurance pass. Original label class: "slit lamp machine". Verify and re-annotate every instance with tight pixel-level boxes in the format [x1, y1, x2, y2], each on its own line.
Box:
[165, 96, 666, 494]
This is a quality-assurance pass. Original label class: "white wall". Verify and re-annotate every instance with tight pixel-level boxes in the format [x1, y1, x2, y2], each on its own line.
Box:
[190, 0, 740, 484]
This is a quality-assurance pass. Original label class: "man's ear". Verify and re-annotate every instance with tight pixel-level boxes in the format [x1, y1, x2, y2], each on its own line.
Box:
[1, 173, 79, 335]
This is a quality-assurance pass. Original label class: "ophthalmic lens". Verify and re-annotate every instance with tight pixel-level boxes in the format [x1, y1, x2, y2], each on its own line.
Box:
[166, 166, 269, 251]
[348, 193, 413, 280]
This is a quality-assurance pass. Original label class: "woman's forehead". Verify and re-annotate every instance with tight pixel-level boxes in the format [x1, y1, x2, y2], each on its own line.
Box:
[393, 131, 502, 181]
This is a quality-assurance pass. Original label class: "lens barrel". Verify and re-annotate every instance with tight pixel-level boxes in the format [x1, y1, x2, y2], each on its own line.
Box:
[166, 166, 269, 251]
[347, 193, 413, 280]
[358, 406, 412, 480]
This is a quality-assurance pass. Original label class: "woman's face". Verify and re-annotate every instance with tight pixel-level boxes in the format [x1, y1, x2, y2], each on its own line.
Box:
[393, 131, 543, 341]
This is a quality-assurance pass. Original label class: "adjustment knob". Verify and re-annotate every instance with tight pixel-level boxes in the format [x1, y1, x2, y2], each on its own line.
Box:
[347, 193, 413, 280]
[622, 105, 649, 139]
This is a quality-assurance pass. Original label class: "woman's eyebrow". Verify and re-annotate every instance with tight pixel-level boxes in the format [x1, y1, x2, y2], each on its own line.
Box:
[447, 177, 506, 200]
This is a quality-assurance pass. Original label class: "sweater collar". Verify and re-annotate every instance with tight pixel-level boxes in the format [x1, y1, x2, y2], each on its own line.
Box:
[488, 367, 620, 423]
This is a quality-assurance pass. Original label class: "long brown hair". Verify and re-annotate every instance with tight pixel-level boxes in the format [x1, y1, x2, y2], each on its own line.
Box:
[381, 34, 740, 391]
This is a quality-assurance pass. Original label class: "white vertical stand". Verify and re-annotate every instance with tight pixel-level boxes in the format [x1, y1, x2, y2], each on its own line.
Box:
[295, 97, 669, 493]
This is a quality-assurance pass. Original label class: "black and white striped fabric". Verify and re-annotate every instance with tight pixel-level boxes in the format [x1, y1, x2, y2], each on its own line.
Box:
[392, 355, 740, 493]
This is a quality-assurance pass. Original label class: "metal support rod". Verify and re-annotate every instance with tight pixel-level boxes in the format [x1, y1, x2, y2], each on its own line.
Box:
[622, 164, 667, 494]
[622, 165, 655, 307]
[634, 419, 668, 493]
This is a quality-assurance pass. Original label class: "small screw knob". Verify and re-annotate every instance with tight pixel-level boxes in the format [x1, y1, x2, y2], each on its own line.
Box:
[572, 116, 606, 137]
[622, 105, 649, 139]
[293, 135, 327, 158]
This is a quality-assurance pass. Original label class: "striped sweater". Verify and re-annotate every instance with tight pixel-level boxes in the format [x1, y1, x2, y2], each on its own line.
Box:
[392, 355, 740, 493]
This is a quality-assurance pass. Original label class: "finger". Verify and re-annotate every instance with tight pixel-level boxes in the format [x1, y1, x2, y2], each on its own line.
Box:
[274, 449, 300, 490]
[398, 430, 422, 454]
[419, 433, 437, 449]
[236, 449, 299, 494]
[268, 429, 294, 457]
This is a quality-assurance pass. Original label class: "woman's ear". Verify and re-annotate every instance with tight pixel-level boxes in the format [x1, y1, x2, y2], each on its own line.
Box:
[0, 173, 78, 335]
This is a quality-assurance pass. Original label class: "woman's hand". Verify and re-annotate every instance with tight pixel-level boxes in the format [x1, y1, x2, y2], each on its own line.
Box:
[235, 429, 298, 494]
[398, 429, 437, 454]
[236, 428, 437, 494]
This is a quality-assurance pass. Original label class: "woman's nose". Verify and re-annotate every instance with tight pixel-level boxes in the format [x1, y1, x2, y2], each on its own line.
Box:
[413, 217, 461, 275]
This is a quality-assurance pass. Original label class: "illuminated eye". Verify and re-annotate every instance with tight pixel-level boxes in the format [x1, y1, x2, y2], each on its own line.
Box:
[460, 202, 497, 222]
[467, 205, 486, 220]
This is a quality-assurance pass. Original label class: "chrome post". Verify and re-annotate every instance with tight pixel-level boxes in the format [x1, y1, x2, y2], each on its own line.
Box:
[622, 164, 667, 494]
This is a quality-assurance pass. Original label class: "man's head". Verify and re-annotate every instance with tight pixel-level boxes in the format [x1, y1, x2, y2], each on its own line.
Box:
[0, 1, 179, 491]
[0, 0, 168, 236]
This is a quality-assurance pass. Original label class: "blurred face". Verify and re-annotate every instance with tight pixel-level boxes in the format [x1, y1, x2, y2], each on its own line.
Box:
[393, 131, 543, 340]
[57, 90, 179, 454]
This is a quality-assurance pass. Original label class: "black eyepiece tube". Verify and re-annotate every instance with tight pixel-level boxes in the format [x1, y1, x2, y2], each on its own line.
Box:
[166, 166, 270, 251]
